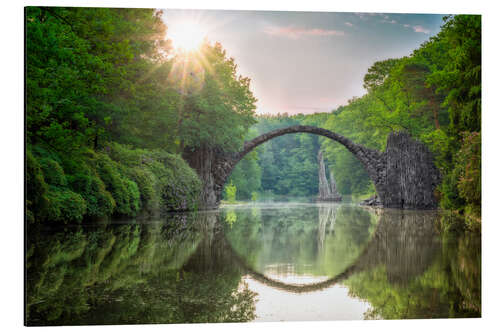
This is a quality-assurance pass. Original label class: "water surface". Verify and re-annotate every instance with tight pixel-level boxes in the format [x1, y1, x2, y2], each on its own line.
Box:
[25, 202, 481, 325]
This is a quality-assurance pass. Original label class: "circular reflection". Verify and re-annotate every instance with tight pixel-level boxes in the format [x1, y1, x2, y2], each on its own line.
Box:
[221, 203, 379, 290]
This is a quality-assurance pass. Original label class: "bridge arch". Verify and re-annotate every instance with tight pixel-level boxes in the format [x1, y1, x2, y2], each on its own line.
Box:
[183, 126, 440, 210]
[232, 125, 383, 189]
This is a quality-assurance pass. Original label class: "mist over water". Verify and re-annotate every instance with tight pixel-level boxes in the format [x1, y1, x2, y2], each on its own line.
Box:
[26, 202, 480, 325]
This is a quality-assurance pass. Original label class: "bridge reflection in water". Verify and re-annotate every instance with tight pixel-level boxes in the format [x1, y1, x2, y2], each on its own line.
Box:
[223, 204, 440, 294]
[220, 203, 479, 320]
[26, 203, 480, 325]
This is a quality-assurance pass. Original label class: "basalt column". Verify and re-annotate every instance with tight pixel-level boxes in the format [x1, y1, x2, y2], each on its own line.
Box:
[375, 132, 441, 209]
[317, 151, 332, 200]
[329, 170, 342, 201]
[317, 151, 342, 202]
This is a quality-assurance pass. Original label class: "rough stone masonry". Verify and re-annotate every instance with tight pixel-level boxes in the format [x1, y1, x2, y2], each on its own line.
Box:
[183, 126, 441, 210]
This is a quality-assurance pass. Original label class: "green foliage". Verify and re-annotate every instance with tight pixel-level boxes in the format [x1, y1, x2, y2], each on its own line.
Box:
[176, 43, 257, 152]
[230, 115, 322, 198]
[93, 144, 201, 214]
[27, 142, 201, 223]
[93, 153, 141, 217]
[456, 132, 481, 227]
[456, 133, 481, 206]
[105, 144, 205, 212]
[26, 7, 176, 152]
[439, 167, 465, 211]
[127, 167, 157, 213]
[39, 158, 67, 187]
[45, 187, 87, 223]
[26, 148, 49, 224]
[425, 15, 481, 136]
[26, 7, 258, 222]
[159, 153, 202, 211]
[66, 168, 116, 219]
[225, 182, 237, 203]
[321, 96, 386, 196]
[226, 150, 261, 200]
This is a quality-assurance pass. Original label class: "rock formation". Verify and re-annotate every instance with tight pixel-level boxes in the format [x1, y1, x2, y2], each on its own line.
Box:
[329, 170, 342, 201]
[317, 151, 342, 202]
[317, 150, 331, 199]
[360, 195, 383, 207]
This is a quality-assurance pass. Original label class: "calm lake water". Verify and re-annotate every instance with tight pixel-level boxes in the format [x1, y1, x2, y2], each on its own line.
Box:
[25, 202, 481, 325]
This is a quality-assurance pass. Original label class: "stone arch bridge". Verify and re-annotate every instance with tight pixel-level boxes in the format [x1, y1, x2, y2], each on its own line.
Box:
[183, 126, 440, 210]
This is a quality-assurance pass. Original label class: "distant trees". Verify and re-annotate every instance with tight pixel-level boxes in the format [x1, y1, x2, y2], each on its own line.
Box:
[224, 115, 323, 201]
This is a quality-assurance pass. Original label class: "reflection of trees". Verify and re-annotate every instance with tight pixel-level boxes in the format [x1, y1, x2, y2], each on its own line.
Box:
[224, 207, 440, 294]
[224, 204, 378, 280]
[320, 206, 377, 277]
[26, 206, 480, 324]
[178, 213, 257, 323]
[355, 209, 440, 285]
[224, 205, 480, 317]
[26, 212, 257, 326]
[446, 231, 481, 314]
[344, 209, 481, 319]
[317, 204, 339, 252]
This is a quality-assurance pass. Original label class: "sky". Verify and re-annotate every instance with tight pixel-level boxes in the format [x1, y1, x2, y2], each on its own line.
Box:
[162, 9, 446, 115]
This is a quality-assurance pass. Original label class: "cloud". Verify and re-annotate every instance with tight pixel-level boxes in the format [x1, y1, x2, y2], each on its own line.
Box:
[354, 12, 382, 20]
[354, 13, 368, 20]
[345, 22, 353, 27]
[381, 19, 398, 24]
[403, 24, 411, 28]
[264, 26, 345, 39]
[353, 13, 389, 20]
[412, 25, 430, 34]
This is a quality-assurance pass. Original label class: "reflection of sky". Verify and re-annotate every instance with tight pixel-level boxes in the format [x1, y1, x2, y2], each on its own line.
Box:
[162, 10, 445, 115]
[243, 277, 371, 321]
[263, 264, 331, 284]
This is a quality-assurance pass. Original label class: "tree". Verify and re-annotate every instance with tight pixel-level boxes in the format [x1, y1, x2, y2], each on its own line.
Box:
[175, 42, 257, 153]
[26, 7, 175, 152]
[429, 15, 481, 137]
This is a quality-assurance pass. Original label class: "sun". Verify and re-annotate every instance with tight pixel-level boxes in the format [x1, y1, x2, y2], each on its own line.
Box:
[167, 20, 206, 51]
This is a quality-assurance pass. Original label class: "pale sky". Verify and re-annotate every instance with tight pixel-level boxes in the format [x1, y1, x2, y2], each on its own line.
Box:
[162, 10, 446, 115]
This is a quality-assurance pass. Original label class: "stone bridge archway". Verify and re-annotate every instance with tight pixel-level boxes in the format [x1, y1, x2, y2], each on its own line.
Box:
[183, 126, 440, 209]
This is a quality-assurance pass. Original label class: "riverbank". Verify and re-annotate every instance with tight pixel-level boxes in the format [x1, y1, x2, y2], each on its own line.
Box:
[27, 142, 202, 225]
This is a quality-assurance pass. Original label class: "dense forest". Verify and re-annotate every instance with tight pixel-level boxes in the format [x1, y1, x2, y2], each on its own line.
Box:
[26, 7, 256, 224]
[26, 8, 481, 228]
